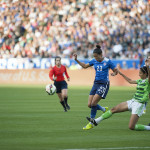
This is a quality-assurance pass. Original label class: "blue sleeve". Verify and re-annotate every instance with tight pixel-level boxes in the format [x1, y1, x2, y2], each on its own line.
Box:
[109, 60, 116, 70]
[88, 59, 94, 66]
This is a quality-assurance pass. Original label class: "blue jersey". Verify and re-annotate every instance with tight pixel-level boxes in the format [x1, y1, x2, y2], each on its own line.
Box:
[89, 57, 116, 83]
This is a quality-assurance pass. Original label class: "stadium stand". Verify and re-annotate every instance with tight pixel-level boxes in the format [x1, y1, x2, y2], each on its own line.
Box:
[0, 0, 149, 67]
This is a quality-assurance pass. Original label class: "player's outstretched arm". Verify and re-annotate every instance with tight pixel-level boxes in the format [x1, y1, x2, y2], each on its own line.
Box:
[147, 66, 150, 84]
[145, 58, 150, 84]
[148, 68, 150, 84]
[73, 53, 90, 69]
[118, 70, 137, 84]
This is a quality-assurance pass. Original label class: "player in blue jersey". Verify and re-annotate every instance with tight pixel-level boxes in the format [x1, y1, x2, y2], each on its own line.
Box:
[73, 45, 118, 130]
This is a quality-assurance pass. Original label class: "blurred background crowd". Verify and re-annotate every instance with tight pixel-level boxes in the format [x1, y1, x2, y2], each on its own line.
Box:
[0, 0, 150, 60]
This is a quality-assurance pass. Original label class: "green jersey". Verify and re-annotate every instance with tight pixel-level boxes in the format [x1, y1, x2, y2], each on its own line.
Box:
[133, 78, 150, 103]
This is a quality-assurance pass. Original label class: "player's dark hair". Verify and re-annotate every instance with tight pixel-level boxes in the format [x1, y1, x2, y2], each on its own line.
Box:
[93, 45, 102, 55]
[140, 66, 148, 76]
[55, 56, 61, 64]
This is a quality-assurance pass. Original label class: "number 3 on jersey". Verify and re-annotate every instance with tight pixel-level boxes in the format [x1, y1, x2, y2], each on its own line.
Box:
[97, 65, 102, 71]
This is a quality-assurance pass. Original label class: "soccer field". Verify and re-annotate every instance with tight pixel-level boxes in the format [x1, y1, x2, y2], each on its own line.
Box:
[0, 85, 150, 150]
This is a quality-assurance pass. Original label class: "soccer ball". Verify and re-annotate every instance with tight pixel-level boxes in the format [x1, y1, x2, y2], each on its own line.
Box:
[45, 84, 56, 95]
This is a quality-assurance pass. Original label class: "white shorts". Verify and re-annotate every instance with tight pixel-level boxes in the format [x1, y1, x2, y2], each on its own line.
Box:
[127, 99, 145, 117]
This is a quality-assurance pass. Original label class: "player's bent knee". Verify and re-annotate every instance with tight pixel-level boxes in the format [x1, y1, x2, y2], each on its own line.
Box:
[128, 125, 135, 130]
[88, 104, 91, 108]
[129, 127, 134, 130]
[62, 94, 67, 98]
[91, 101, 97, 106]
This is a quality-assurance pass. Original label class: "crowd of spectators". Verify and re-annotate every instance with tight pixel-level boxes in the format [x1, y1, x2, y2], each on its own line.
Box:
[0, 0, 150, 60]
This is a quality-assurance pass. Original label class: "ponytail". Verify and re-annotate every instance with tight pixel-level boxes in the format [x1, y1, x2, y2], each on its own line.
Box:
[93, 45, 102, 55]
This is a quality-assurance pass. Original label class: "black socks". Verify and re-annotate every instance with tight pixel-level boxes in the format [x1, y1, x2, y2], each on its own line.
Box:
[60, 101, 67, 111]
[64, 97, 68, 106]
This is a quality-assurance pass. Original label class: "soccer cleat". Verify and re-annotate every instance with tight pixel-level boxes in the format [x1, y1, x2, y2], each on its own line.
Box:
[83, 122, 93, 130]
[148, 123, 150, 126]
[86, 117, 98, 126]
[104, 107, 108, 113]
[66, 104, 70, 110]
[143, 109, 146, 114]
[64, 109, 67, 112]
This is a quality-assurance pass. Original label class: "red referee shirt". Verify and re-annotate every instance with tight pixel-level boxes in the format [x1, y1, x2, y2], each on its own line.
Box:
[49, 65, 70, 81]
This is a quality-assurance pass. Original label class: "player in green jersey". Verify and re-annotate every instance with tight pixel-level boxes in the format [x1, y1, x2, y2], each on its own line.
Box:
[86, 62, 150, 131]
[143, 56, 150, 114]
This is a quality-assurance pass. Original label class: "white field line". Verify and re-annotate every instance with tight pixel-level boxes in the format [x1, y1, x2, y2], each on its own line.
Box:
[64, 147, 150, 150]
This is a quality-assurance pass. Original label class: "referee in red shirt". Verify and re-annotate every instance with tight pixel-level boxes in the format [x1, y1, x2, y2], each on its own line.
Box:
[49, 56, 70, 112]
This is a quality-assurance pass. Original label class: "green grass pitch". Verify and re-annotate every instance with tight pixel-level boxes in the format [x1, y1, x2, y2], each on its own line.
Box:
[0, 85, 150, 150]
